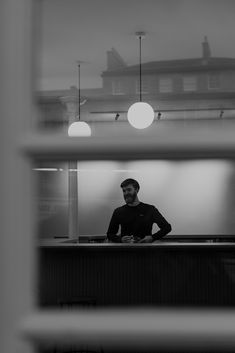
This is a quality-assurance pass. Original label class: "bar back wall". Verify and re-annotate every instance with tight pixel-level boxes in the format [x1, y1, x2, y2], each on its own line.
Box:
[36, 159, 235, 238]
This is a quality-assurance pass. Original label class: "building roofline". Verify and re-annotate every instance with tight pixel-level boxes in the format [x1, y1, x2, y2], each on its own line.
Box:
[102, 57, 235, 76]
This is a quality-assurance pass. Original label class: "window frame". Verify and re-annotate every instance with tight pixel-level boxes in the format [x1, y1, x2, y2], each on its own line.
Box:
[112, 78, 125, 95]
[3, 1, 235, 353]
[135, 76, 149, 94]
[159, 77, 173, 93]
[183, 75, 197, 92]
[208, 73, 221, 90]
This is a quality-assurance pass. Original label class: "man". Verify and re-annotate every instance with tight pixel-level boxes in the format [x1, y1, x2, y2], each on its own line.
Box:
[107, 178, 172, 243]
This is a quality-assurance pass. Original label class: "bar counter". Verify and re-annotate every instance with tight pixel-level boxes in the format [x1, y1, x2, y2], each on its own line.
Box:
[40, 239, 235, 249]
[39, 240, 235, 307]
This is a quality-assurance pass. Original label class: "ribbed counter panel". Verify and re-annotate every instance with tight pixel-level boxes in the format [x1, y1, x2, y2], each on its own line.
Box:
[39, 243, 235, 307]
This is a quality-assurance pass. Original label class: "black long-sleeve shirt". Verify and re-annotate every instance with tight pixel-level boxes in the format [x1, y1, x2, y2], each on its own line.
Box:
[107, 202, 171, 243]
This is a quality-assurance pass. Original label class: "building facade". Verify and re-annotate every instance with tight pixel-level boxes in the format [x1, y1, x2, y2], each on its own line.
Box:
[38, 37, 235, 128]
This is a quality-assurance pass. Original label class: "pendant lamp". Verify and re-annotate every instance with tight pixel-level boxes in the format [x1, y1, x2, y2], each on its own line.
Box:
[68, 61, 91, 137]
[127, 32, 154, 129]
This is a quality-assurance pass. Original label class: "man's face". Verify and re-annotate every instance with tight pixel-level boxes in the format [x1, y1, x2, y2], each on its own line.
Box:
[122, 184, 138, 204]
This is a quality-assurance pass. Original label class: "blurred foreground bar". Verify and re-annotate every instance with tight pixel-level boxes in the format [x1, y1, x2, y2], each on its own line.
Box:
[20, 308, 235, 352]
[21, 121, 235, 161]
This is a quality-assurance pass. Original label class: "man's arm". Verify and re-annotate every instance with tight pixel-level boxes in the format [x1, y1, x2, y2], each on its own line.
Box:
[106, 209, 121, 243]
[151, 207, 172, 241]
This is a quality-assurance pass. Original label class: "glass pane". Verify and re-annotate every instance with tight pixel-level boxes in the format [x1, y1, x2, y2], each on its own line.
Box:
[35, 0, 235, 325]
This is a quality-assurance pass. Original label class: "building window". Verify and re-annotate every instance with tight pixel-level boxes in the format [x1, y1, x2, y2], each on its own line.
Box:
[183, 76, 197, 91]
[112, 79, 124, 95]
[135, 77, 148, 94]
[159, 78, 173, 93]
[208, 74, 220, 89]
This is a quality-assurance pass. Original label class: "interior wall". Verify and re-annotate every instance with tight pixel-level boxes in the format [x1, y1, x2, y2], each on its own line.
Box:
[77, 159, 233, 236]
[36, 159, 235, 238]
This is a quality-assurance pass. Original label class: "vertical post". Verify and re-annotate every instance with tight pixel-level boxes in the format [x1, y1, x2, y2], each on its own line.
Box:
[68, 162, 79, 241]
[60, 95, 79, 240]
[0, 0, 37, 352]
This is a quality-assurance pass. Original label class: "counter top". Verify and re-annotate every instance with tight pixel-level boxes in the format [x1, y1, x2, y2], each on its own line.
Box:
[39, 239, 235, 250]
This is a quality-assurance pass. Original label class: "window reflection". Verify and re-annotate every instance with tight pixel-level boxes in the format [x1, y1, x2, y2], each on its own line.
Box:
[37, 1, 235, 134]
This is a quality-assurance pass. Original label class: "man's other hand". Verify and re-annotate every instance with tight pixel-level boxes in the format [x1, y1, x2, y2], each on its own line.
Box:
[138, 235, 153, 243]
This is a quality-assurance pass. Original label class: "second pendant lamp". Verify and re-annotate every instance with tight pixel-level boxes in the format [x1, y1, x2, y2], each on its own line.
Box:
[68, 61, 91, 137]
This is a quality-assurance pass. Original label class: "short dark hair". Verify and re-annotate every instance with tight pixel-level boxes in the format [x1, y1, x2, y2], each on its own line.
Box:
[120, 178, 140, 191]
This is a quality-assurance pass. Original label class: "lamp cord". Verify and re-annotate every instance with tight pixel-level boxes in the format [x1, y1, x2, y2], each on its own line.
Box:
[78, 63, 81, 121]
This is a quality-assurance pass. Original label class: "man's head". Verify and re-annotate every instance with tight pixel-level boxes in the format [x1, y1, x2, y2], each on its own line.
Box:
[120, 178, 140, 205]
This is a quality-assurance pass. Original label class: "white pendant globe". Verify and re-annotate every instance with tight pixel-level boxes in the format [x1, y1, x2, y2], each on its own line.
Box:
[68, 121, 91, 137]
[127, 102, 155, 129]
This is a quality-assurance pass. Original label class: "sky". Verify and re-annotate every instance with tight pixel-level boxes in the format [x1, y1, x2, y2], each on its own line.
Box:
[39, 0, 235, 90]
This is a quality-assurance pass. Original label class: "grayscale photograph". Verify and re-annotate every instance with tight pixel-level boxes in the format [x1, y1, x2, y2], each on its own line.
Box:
[2, 1, 235, 352]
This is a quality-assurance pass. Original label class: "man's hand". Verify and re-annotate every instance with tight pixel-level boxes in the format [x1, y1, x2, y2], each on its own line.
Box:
[121, 235, 134, 243]
[138, 235, 153, 243]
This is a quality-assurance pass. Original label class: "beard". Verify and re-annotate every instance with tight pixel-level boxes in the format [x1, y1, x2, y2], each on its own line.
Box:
[124, 191, 137, 204]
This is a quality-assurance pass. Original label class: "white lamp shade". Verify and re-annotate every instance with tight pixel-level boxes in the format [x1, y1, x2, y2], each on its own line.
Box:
[68, 121, 91, 137]
[127, 102, 155, 129]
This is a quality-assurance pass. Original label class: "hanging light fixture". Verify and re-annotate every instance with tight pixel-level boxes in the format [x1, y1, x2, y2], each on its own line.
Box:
[68, 61, 91, 137]
[127, 32, 155, 129]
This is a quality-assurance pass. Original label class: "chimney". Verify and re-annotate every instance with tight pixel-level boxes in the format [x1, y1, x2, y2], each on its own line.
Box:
[202, 36, 211, 59]
[107, 47, 127, 70]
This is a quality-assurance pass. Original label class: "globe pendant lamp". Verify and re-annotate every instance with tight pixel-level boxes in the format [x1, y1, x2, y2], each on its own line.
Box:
[68, 61, 91, 137]
[127, 32, 154, 129]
